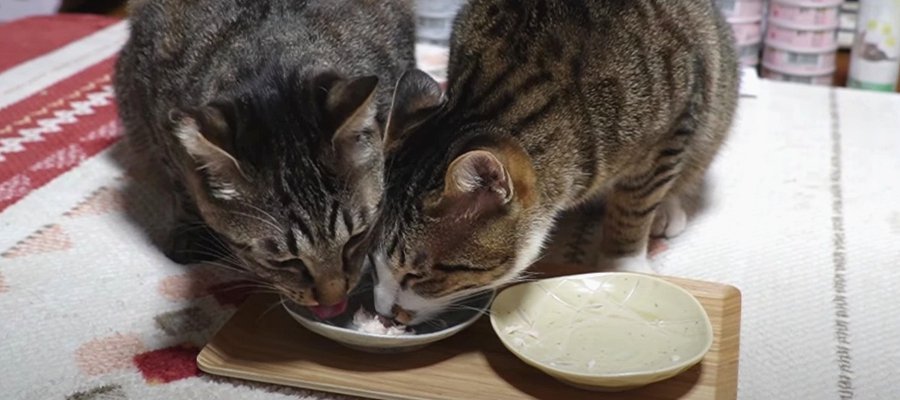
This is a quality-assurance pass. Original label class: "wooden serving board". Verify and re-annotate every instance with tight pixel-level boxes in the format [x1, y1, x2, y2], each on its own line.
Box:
[198, 264, 741, 400]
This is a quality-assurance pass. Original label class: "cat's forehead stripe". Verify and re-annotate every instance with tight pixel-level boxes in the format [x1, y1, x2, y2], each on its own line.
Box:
[285, 227, 300, 255]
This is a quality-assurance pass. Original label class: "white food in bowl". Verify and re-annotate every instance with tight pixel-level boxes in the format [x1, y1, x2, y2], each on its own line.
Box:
[350, 308, 413, 336]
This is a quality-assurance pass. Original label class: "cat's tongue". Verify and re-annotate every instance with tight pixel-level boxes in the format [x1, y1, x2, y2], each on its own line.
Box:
[309, 299, 348, 320]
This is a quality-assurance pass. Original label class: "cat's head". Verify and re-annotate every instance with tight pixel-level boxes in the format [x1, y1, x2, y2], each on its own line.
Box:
[372, 70, 549, 325]
[170, 69, 383, 317]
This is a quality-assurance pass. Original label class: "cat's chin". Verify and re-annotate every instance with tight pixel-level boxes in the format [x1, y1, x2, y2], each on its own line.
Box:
[394, 289, 463, 326]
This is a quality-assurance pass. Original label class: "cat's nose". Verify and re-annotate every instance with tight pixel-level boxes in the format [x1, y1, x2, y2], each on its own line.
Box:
[315, 277, 348, 306]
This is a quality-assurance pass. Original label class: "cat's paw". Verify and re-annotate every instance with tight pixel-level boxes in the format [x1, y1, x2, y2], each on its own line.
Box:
[651, 197, 687, 238]
[596, 253, 655, 274]
[164, 224, 226, 264]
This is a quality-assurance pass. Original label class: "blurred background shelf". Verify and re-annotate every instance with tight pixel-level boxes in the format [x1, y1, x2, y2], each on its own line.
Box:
[5, 0, 897, 92]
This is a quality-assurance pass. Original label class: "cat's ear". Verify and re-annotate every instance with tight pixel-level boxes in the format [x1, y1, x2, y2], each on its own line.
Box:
[384, 69, 444, 150]
[325, 75, 380, 168]
[170, 102, 247, 181]
[430, 150, 514, 219]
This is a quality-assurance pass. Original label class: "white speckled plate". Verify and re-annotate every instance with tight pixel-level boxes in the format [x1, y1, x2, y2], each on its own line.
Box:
[490, 272, 713, 391]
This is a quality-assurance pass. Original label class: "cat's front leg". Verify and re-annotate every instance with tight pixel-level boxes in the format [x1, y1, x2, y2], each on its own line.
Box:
[596, 173, 680, 274]
[650, 196, 688, 238]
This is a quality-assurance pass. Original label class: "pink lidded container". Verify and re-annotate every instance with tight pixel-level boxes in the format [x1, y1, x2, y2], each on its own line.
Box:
[765, 20, 839, 51]
[763, 43, 837, 73]
[717, 0, 765, 21]
[768, 0, 842, 29]
[762, 65, 835, 85]
[731, 18, 763, 46]
[738, 41, 762, 66]
[763, 42, 838, 72]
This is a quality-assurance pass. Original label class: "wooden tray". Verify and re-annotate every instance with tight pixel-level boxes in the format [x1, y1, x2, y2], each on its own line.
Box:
[198, 265, 741, 400]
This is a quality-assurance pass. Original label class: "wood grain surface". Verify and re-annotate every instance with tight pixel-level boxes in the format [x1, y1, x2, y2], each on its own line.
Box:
[198, 265, 741, 400]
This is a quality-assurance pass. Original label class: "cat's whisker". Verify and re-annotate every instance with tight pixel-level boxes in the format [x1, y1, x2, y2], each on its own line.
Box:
[418, 319, 448, 330]
[219, 282, 279, 291]
[195, 249, 243, 265]
[247, 289, 285, 297]
[186, 251, 246, 269]
[228, 210, 285, 234]
[170, 224, 217, 234]
[257, 298, 288, 322]
[243, 202, 281, 227]
[444, 305, 492, 318]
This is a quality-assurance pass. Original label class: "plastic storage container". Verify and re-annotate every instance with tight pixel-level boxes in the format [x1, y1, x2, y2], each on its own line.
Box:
[766, 21, 840, 51]
[739, 41, 763, 65]
[717, 0, 765, 21]
[848, 0, 900, 91]
[762, 65, 836, 85]
[761, 0, 842, 86]
[732, 18, 764, 45]
[768, 0, 843, 29]
[718, 0, 766, 67]
[763, 43, 838, 71]
[415, 0, 467, 45]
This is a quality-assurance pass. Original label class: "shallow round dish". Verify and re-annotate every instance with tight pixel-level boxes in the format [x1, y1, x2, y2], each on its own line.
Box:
[284, 274, 494, 353]
[490, 272, 713, 391]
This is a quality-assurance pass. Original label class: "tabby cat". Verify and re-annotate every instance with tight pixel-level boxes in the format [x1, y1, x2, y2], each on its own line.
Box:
[114, 0, 415, 318]
[373, 0, 739, 324]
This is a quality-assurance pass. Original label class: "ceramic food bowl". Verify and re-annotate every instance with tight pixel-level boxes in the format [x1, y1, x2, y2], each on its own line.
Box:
[490, 272, 713, 391]
[284, 273, 494, 353]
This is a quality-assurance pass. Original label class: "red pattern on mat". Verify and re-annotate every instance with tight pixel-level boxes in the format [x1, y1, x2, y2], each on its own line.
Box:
[0, 15, 119, 71]
[0, 59, 122, 212]
[134, 344, 202, 384]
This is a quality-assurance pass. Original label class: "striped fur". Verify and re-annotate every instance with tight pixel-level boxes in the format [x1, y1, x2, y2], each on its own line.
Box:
[114, 0, 416, 307]
[374, 0, 739, 323]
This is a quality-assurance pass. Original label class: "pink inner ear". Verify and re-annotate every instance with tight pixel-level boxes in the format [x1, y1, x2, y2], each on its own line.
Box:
[446, 150, 512, 199]
[436, 166, 511, 221]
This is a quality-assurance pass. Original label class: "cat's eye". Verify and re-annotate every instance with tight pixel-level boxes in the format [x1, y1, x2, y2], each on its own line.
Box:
[268, 259, 312, 280]
[401, 272, 423, 288]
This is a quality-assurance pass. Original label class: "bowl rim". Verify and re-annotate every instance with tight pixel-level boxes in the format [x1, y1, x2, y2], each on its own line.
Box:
[489, 272, 714, 380]
[284, 290, 496, 341]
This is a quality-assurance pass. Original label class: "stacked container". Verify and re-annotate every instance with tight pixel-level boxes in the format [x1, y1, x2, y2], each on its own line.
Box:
[847, 0, 900, 91]
[762, 0, 843, 85]
[718, 0, 766, 67]
[415, 0, 467, 46]
[837, 1, 860, 49]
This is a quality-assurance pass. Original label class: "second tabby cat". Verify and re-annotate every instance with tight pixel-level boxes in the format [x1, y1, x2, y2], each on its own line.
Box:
[372, 0, 739, 324]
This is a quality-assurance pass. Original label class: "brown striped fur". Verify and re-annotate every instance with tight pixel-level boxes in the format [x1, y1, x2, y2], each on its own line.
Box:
[373, 0, 739, 323]
[115, 0, 415, 307]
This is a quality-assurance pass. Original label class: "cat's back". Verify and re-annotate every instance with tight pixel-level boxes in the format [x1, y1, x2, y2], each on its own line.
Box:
[443, 0, 738, 201]
[121, 0, 413, 80]
[116, 0, 415, 125]
[449, 0, 732, 88]
[446, 0, 737, 145]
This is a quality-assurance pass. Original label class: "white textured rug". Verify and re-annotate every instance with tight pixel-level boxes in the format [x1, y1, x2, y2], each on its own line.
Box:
[2, 19, 899, 400]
